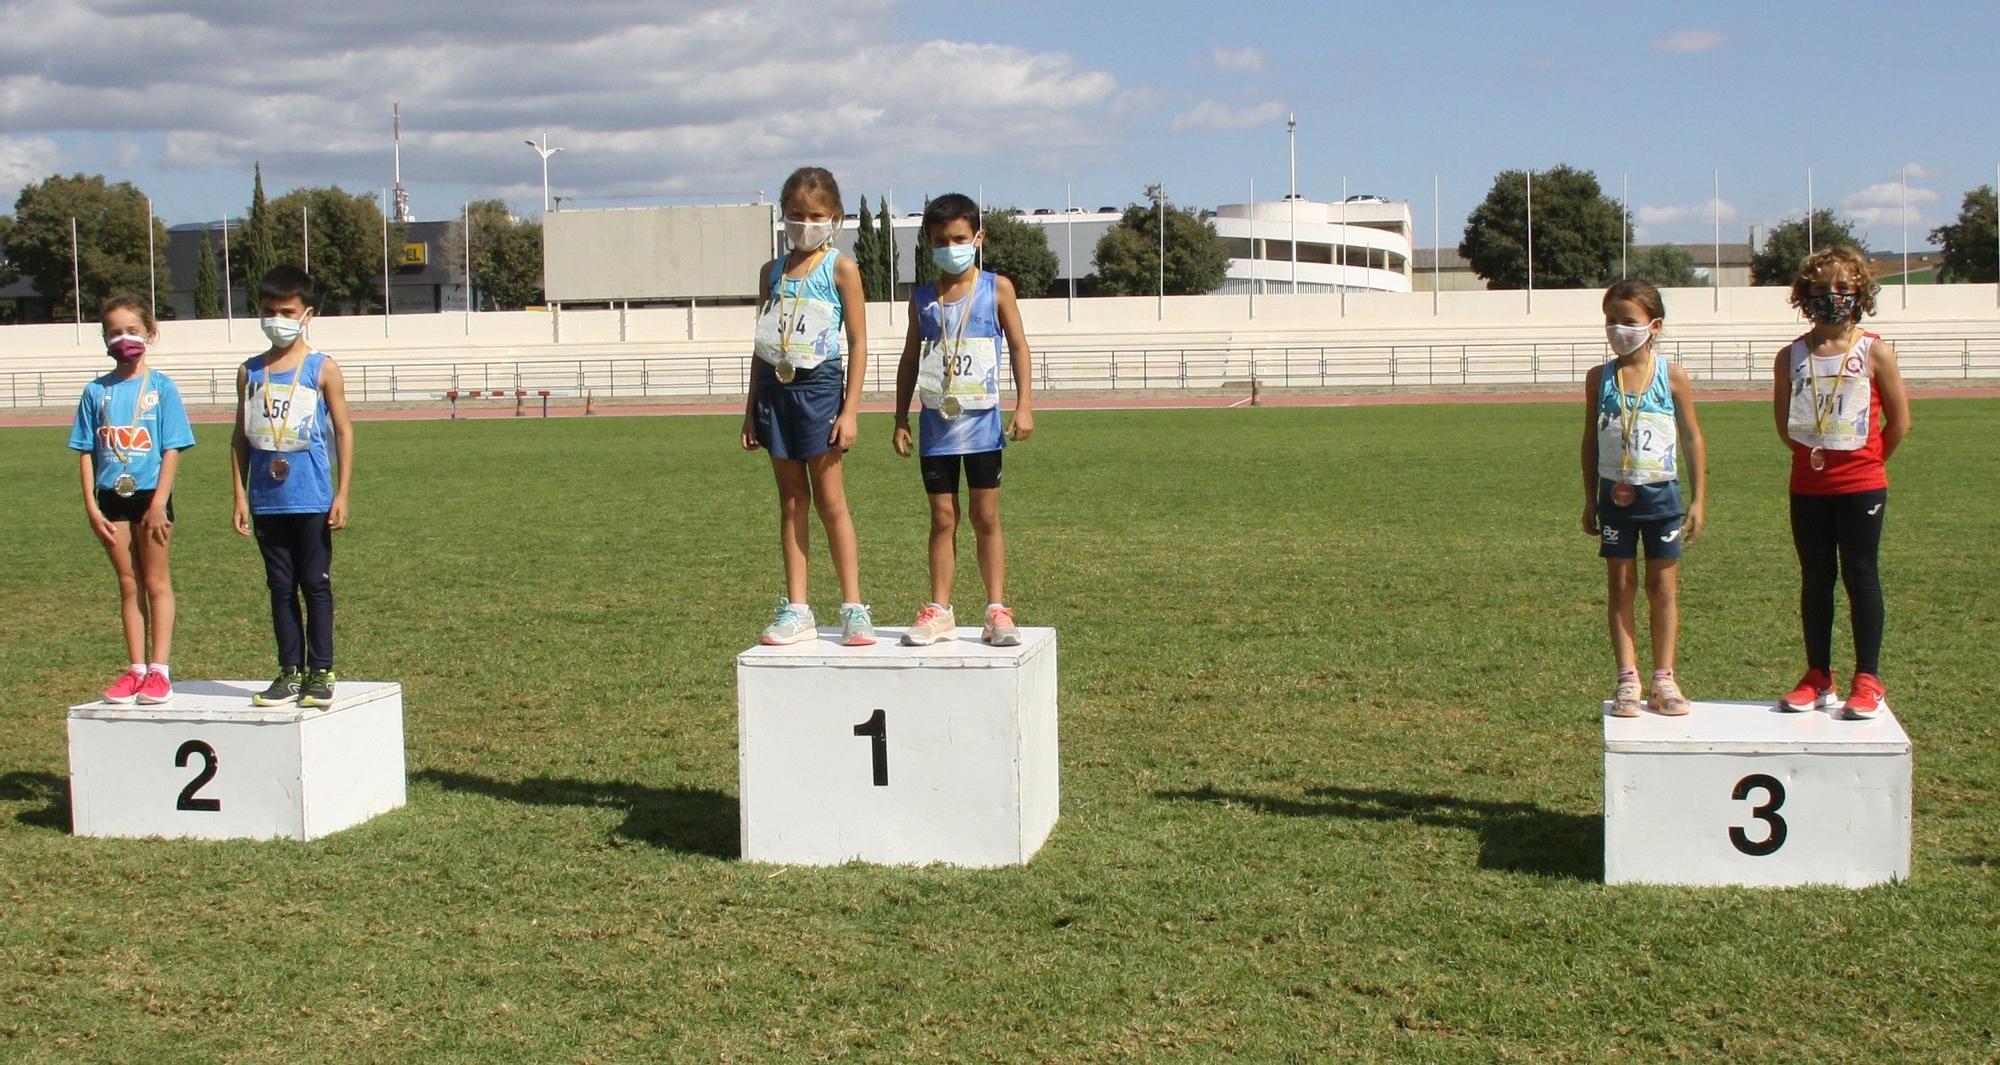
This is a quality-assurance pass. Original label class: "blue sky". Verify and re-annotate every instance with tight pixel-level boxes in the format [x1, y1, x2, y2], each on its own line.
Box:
[3, 0, 1992, 251]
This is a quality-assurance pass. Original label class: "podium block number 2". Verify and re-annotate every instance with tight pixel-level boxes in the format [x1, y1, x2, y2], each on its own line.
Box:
[175, 739, 221, 812]
[1728, 773, 1786, 856]
[852, 709, 888, 787]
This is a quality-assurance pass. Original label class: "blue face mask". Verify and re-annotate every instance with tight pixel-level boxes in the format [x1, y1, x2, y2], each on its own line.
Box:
[931, 242, 977, 275]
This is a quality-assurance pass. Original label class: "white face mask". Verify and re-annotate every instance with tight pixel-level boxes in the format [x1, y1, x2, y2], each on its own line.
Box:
[784, 218, 836, 251]
[1606, 321, 1656, 356]
[261, 315, 307, 347]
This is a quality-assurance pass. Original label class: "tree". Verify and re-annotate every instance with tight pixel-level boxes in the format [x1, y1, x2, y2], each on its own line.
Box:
[264, 186, 398, 313]
[1622, 244, 1704, 288]
[1750, 209, 1865, 286]
[8, 173, 167, 320]
[1090, 191, 1230, 296]
[979, 209, 1060, 298]
[1460, 165, 1625, 289]
[472, 202, 543, 309]
[912, 196, 938, 289]
[1929, 185, 1996, 284]
[851, 195, 892, 301]
[0, 214, 17, 290]
[194, 234, 222, 318]
[237, 162, 279, 295]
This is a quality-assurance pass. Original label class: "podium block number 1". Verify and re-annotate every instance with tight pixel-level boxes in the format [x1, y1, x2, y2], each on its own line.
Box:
[1728, 773, 1786, 856]
[853, 709, 887, 787]
[175, 739, 222, 812]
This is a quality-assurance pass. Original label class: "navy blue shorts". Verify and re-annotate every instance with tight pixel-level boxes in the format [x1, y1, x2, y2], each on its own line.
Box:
[754, 361, 844, 461]
[1599, 513, 1685, 560]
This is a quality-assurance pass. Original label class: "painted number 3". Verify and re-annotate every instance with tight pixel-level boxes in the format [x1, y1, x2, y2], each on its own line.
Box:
[852, 708, 888, 787]
[1728, 773, 1786, 856]
[175, 739, 221, 812]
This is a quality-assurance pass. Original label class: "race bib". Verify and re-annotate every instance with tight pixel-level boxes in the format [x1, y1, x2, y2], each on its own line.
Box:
[753, 295, 839, 370]
[917, 336, 1000, 411]
[1597, 409, 1679, 484]
[243, 380, 319, 453]
[1786, 346, 1872, 452]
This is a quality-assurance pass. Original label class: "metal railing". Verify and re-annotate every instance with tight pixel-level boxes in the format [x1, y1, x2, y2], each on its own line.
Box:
[9, 336, 2000, 409]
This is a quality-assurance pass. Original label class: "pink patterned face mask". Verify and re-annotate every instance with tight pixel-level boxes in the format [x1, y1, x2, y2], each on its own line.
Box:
[106, 335, 148, 362]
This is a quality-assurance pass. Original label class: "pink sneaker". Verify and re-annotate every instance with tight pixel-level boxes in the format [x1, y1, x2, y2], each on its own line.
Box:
[102, 668, 146, 705]
[136, 670, 173, 706]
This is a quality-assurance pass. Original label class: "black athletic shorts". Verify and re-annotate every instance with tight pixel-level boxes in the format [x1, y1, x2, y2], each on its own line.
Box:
[920, 450, 1003, 494]
[96, 488, 174, 524]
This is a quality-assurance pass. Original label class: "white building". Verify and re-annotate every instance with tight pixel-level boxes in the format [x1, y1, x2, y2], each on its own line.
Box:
[1211, 197, 1415, 295]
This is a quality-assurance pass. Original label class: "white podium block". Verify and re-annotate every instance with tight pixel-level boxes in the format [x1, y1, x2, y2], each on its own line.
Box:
[1604, 700, 1911, 888]
[67, 680, 407, 841]
[737, 627, 1058, 867]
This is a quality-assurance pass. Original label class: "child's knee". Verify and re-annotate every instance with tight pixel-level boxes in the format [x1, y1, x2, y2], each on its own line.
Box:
[142, 572, 174, 600]
[970, 508, 1002, 538]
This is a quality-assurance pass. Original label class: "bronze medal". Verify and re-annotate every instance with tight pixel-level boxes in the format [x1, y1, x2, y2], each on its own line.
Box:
[270, 456, 291, 482]
[1610, 483, 1636, 507]
[939, 395, 963, 421]
[775, 358, 797, 384]
[113, 474, 138, 499]
[1808, 446, 1826, 472]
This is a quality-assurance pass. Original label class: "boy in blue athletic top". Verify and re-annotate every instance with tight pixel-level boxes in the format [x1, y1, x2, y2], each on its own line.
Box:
[230, 266, 355, 708]
[892, 193, 1035, 646]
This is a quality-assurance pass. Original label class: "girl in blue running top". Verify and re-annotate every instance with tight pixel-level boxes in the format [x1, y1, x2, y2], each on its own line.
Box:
[69, 295, 197, 706]
[742, 167, 875, 647]
[1581, 279, 1708, 718]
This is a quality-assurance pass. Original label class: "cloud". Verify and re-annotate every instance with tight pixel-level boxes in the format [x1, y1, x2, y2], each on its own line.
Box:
[1901, 162, 1940, 180]
[1207, 46, 1266, 73]
[0, 0, 1131, 212]
[0, 135, 62, 204]
[1634, 199, 1740, 239]
[1650, 30, 1726, 53]
[1170, 99, 1287, 133]
[1839, 180, 1941, 227]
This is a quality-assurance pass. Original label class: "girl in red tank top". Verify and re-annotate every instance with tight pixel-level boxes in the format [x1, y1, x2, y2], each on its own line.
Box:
[1770, 246, 1911, 719]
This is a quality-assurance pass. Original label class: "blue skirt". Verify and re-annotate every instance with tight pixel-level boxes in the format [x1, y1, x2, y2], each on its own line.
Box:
[755, 360, 845, 461]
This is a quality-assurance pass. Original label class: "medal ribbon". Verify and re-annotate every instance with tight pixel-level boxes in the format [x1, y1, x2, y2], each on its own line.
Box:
[258, 360, 311, 451]
[774, 247, 830, 359]
[100, 371, 155, 472]
[932, 280, 974, 397]
[1803, 328, 1856, 442]
[1615, 354, 1649, 481]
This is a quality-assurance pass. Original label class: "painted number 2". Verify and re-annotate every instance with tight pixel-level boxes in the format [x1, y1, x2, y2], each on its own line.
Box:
[175, 739, 221, 812]
[852, 708, 888, 787]
[1728, 773, 1786, 856]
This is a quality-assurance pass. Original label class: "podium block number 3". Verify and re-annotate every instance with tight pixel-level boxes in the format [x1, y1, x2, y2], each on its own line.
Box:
[175, 739, 221, 812]
[1728, 773, 1786, 856]
[852, 709, 888, 787]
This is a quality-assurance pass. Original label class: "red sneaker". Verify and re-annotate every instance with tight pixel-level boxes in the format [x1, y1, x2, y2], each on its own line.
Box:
[1843, 673, 1888, 719]
[136, 670, 173, 706]
[1780, 668, 1838, 713]
[102, 668, 146, 705]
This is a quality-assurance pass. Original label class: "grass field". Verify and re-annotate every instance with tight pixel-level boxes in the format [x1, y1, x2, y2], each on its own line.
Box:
[3, 398, 1998, 1063]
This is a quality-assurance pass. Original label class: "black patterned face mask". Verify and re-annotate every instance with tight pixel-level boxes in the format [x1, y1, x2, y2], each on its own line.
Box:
[1806, 291, 1859, 325]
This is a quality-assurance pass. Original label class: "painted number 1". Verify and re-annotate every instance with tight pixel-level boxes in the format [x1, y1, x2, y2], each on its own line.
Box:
[852, 708, 888, 787]
[175, 739, 221, 812]
[1728, 773, 1786, 856]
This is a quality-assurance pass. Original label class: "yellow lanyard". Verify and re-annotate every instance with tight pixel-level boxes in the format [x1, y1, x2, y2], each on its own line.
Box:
[934, 279, 974, 386]
[1804, 328, 1857, 438]
[259, 360, 304, 450]
[100, 371, 155, 467]
[775, 248, 828, 357]
[1615, 354, 1652, 475]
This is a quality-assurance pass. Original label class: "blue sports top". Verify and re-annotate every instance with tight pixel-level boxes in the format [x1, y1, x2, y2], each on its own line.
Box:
[1595, 354, 1682, 521]
[915, 271, 1006, 457]
[69, 370, 197, 491]
[756, 248, 845, 372]
[242, 350, 335, 515]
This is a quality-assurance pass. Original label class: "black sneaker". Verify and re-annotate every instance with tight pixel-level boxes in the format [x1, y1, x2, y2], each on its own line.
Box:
[300, 668, 338, 708]
[252, 667, 304, 706]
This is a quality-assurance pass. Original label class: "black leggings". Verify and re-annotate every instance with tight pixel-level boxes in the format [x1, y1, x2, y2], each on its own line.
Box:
[1790, 490, 1886, 676]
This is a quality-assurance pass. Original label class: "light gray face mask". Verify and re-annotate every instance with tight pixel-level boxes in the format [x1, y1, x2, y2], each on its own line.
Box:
[1606, 321, 1656, 356]
[784, 218, 836, 251]
[261, 315, 306, 346]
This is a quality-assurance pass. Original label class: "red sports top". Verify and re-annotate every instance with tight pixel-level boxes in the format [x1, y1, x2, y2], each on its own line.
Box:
[1787, 332, 1887, 495]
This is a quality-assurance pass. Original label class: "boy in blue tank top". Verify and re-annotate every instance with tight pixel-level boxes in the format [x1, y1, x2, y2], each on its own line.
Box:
[230, 267, 355, 708]
[891, 193, 1036, 646]
[1582, 280, 1707, 718]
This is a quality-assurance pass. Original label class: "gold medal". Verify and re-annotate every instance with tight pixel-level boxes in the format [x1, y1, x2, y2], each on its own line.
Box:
[939, 395, 963, 421]
[1611, 483, 1636, 507]
[270, 456, 291, 482]
[775, 358, 797, 384]
[113, 474, 138, 499]
[1808, 446, 1826, 472]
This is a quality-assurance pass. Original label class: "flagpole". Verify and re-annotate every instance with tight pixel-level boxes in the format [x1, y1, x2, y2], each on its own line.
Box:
[1524, 169, 1533, 315]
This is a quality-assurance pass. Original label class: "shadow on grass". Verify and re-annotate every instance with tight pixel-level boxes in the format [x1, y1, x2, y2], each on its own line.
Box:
[416, 770, 738, 859]
[1158, 784, 1602, 882]
[0, 770, 69, 831]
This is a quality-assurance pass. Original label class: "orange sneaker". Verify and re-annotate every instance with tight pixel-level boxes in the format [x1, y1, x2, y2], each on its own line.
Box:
[1843, 673, 1888, 719]
[1780, 668, 1839, 713]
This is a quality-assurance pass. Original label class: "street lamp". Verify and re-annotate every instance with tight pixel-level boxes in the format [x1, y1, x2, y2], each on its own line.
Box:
[524, 133, 563, 214]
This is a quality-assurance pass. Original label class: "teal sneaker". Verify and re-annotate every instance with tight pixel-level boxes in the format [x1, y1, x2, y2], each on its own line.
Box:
[761, 598, 817, 645]
[840, 603, 877, 646]
[299, 668, 338, 708]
